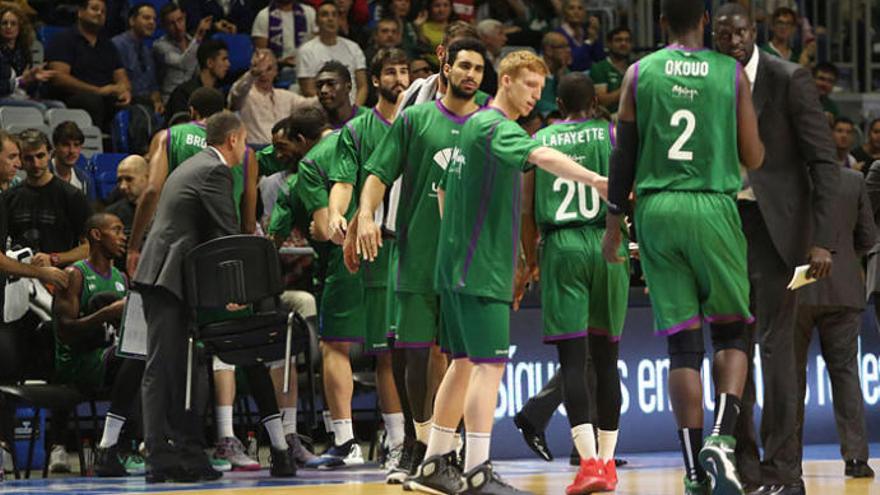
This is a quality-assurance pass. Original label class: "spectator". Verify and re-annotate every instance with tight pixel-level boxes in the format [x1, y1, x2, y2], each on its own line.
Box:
[0, 129, 21, 191]
[555, 0, 604, 72]
[535, 31, 571, 116]
[384, 0, 424, 58]
[152, 3, 214, 102]
[852, 118, 880, 172]
[761, 6, 814, 66]
[106, 155, 147, 244]
[832, 117, 858, 169]
[49, 121, 96, 201]
[409, 55, 435, 80]
[180, 0, 253, 35]
[229, 48, 318, 146]
[365, 17, 403, 63]
[813, 61, 840, 121]
[46, 0, 132, 131]
[3, 128, 91, 267]
[418, 0, 452, 66]
[474, 0, 548, 48]
[251, 0, 316, 70]
[297, 1, 368, 105]
[0, 3, 60, 109]
[334, 0, 371, 46]
[476, 19, 505, 94]
[164, 38, 230, 124]
[590, 26, 631, 116]
[112, 3, 163, 115]
[451, 0, 475, 23]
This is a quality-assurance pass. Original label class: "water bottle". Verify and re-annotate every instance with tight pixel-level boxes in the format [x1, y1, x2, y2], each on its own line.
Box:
[82, 439, 94, 476]
[246, 431, 258, 463]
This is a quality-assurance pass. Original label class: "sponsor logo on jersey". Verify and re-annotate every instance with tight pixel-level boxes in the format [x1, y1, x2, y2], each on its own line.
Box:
[115, 282, 125, 292]
[672, 85, 699, 100]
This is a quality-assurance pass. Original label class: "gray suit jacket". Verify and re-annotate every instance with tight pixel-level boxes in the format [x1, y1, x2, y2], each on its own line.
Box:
[861, 160, 880, 295]
[801, 168, 876, 309]
[133, 147, 239, 300]
[746, 50, 839, 267]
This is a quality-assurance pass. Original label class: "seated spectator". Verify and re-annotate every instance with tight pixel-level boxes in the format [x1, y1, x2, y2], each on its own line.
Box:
[153, 3, 214, 103]
[46, 0, 132, 131]
[297, 1, 367, 105]
[52, 212, 146, 477]
[3, 129, 91, 267]
[555, 0, 604, 72]
[814, 61, 840, 122]
[181, 0, 254, 35]
[476, 19, 505, 94]
[105, 155, 148, 240]
[365, 16, 403, 64]
[418, 0, 452, 66]
[229, 48, 318, 146]
[251, 0, 316, 70]
[383, 0, 425, 58]
[112, 3, 163, 115]
[409, 55, 435, 81]
[49, 121, 96, 201]
[833, 117, 858, 169]
[0, 3, 59, 110]
[761, 6, 814, 66]
[853, 118, 880, 173]
[474, 0, 548, 48]
[0, 129, 22, 191]
[165, 38, 230, 124]
[333, 0, 370, 46]
[536, 31, 571, 116]
[590, 26, 631, 116]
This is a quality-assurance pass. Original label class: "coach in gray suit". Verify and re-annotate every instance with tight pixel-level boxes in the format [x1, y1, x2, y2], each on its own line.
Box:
[134, 112, 247, 483]
[795, 167, 875, 479]
[714, 4, 839, 495]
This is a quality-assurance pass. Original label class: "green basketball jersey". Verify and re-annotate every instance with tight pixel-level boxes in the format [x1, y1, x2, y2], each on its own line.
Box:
[634, 47, 740, 196]
[365, 100, 479, 294]
[533, 118, 613, 232]
[55, 260, 128, 389]
[295, 132, 341, 216]
[257, 144, 288, 177]
[434, 107, 540, 302]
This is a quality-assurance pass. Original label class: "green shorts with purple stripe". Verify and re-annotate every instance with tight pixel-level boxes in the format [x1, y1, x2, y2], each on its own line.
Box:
[385, 240, 400, 339]
[440, 290, 510, 362]
[394, 291, 440, 348]
[540, 225, 630, 343]
[319, 249, 366, 342]
[364, 287, 392, 354]
[634, 191, 753, 335]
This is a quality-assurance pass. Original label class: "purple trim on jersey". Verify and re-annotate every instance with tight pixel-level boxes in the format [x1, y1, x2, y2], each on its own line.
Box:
[608, 121, 616, 147]
[450, 353, 468, 359]
[543, 330, 589, 343]
[165, 128, 172, 164]
[372, 106, 393, 127]
[470, 356, 510, 363]
[488, 106, 509, 119]
[458, 122, 502, 288]
[435, 99, 478, 124]
[481, 96, 494, 108]
[588, 327, 622, 343]
[735, 62, 742, 119]
[243, 146, 250, 185]
[631, 61, 640, 102]
[385, 331, 396, 338]
[553, 117, 593, 125]
[319, 336, 365, 343]
[84, 260, 114, 280]
[302, 157, 328, 181]
[333, 105, 362, 130]
[705, 313, 755, 325]
[667, 44, 709, 52]
[511, 165, 522, 288]
[393, 341, 433, 349]
[346, 120, 362, 153]
[656, 315, 702, 337]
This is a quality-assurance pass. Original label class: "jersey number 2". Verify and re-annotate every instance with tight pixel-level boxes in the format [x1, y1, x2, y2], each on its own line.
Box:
[668, 109, 695, 161]
[554, 178, 600, 221]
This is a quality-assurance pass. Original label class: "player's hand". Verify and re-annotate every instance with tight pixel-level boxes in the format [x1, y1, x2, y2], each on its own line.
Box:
[593, 176, 609, 200]
[127, 249, 141, 276]
[513, 262, 538, 311]
[342, 227, 361, 274]
[328, 213, 347, 246]
[602, 229, 625, 263]
[356, 212, 382, 262]
[807, 246, 832, 279]
[37, 266, 69, 289]
[31, 252, 52, 267]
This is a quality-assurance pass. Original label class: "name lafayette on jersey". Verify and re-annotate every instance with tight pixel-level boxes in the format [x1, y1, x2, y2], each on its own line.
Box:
[540, 126, 607, 147]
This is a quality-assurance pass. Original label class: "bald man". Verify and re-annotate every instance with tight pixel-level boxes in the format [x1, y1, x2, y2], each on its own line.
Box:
[536, 31, 573, 115]
[106, 155, 149, 264]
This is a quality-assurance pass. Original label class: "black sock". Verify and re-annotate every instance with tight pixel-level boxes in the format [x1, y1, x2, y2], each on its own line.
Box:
[678, 428, 706, 483]
[711, 393, 741, 437]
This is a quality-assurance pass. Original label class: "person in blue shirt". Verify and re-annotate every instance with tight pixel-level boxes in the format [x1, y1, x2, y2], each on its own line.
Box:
[112, 2, 163, 115]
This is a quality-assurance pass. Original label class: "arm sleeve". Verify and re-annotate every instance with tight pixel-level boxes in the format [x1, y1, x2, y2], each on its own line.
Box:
[251, 9, 269, 38]
[492, 120, 540, 171]
[297, 45, 319, 78]
[201, 165, 240, 236]
[855, 175, 878, 255]
[353, 42, 366, 70]
[364, 113, 408, 185]
[69, 189, 93, 239]
[607, 120, 638, 215]
[45, 31, 73, 64]
[865, 160, 880, 224]
[328, 122, 361, 184]
[295, 158, 330, 215]
[268, 176, 296, 238]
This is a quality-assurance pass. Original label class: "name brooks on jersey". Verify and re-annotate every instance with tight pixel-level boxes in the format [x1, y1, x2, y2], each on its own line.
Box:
[185, 133, 206, 148]
[664, 59, 710, 77]
[540, 126, 607, 148]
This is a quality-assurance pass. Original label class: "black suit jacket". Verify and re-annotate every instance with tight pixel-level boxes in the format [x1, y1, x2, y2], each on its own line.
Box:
[133, 148, 239, 300]
[800, 168, 876, 309]
[746, 50, 839, 267]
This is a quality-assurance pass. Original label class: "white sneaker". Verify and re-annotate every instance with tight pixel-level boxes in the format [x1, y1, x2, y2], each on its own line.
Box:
[49, 445, 71, 473]
[305, 439, 364, 469]
[384, 443, 404, 482]
[213, 437, 260, 471]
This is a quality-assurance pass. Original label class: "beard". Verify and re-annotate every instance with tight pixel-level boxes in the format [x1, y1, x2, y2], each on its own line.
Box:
[378, 85, 403, 103]
[448, 79, 476, 99]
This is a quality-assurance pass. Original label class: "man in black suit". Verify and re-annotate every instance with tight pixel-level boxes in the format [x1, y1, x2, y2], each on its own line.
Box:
[133, 111, 246, 483]
[795, 166, 875, 479]
[714, 4, 840, 494]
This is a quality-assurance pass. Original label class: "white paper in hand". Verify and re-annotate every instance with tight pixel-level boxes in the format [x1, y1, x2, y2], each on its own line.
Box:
[118, 291, 148, 359]
[787, 264, 817, 290]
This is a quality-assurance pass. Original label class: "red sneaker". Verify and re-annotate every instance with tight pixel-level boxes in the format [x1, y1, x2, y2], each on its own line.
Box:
[565, 458, 606, 495]
[602, 459, 618, 491]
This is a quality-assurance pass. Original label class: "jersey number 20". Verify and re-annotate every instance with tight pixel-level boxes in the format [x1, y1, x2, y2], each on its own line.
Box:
[554, 178, 600, 221]
[668, 109, 695, 161]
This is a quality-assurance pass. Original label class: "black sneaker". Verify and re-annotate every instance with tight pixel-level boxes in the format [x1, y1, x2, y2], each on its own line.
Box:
[402, 440, 429, 491]
[513, 413, 552, 462]
[270, 446, 297, 477]
[845, 459, 875, 478]
[462, 461, 531, 494]
[388, 437, 415, 484]
[94, 446, 128, 477]
[408, 452, 464, 495]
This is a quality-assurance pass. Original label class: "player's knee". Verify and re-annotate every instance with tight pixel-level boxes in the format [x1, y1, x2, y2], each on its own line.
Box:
[710, 321, 749, 353]
[667, 330, 704, 371]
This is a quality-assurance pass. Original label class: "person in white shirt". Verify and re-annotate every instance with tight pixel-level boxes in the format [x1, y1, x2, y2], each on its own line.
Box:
[296, 0, 367, 105]
[251, 0, 316, 69]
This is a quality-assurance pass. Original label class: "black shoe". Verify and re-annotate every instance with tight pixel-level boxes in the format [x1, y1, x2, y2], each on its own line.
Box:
[462, 461, 531, 494]
[568, 446, 579, 466]
[270, 446, 297, 477]
[749, 484, 805, 495]
[402, 440, 428, 491]
[388, 437, 415, 484]
[845, 459, 875, 478]
[513, 413, 552, 462]
[180, 446, 223, 482]
[94, 446, 128, 477]
[614, 457, 627, 467]
[408, 452, 463, 495]
[145, 464, 201, 483]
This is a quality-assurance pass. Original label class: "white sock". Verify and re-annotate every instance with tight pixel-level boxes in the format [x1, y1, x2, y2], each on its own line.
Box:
[382, 412, 405, 448]
[99, 413, 125, 448]
[322, 410, 333, 433]
[216, 405, 235, 439]
[424, 424, 456, 458]
[281, 407, 297, 436]
[262, 414, 288, 451]
[332, 419, 354, 445]
[598, 429, 619, 462]
[464, 431, 491, 472]
[572, 423, 597, 460]
[415, 420, 432, 444]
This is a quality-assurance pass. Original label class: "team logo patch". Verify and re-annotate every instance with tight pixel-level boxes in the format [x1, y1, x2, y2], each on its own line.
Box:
[115, 282, 125, 292]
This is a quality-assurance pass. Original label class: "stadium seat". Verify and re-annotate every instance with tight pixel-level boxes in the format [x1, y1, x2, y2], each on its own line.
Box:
[211, 33, 254, 76]
[89, 153, 127, 200]
[0, 107, 44, 130]
[46, 108, 93, 129]
[5, 124, 51, 138]
[30, 40, 43, 66]
[80, 125, 103, 158]
[36, 25, 66, 46]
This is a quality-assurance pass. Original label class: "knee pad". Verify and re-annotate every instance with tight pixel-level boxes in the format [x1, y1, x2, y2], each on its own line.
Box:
[710, 321, 749, 353]
[212, 356, 235, 372]
[667, 330, 705, 371]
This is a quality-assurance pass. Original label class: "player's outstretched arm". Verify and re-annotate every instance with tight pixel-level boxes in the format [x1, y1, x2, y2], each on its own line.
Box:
[736, 68, 764, 170]
[528, 146, 608, 199]
[603, 64, 638, 264]
[328, 182, 354, 245]
[355, 174, 388, 261]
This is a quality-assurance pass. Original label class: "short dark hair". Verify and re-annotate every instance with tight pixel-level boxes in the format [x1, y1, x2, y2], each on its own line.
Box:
[319, 0, 338, 10]
[715, 2, 751, 21]
[284, 106, 330, 141]
[662, 0, 705, 35]
[813, 61, 839, 79]
[318, 60, 352, 84]
[52, 121, 85, 146]
[444, 37, 487, 67]
[771, 6, 797, 22]
[442, 20, 479, 47]
[557, 72, 595, 114]
[85, 212, 118, 242]
[370, 48, 408, 79]
[205, 111, 243, 147]
[79, 0, 104, 10]
[17, 128, 50, 151]
[0, 130, 19, 151]
[127, 2, 155, 20]
[188, 87, 226, 119]
[833, 116, 854, 127]
[159, 2, 182, 23]
[197, 39, 228, 68]
[869, 118, 880, 132]
[605, 26, 631, 43]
